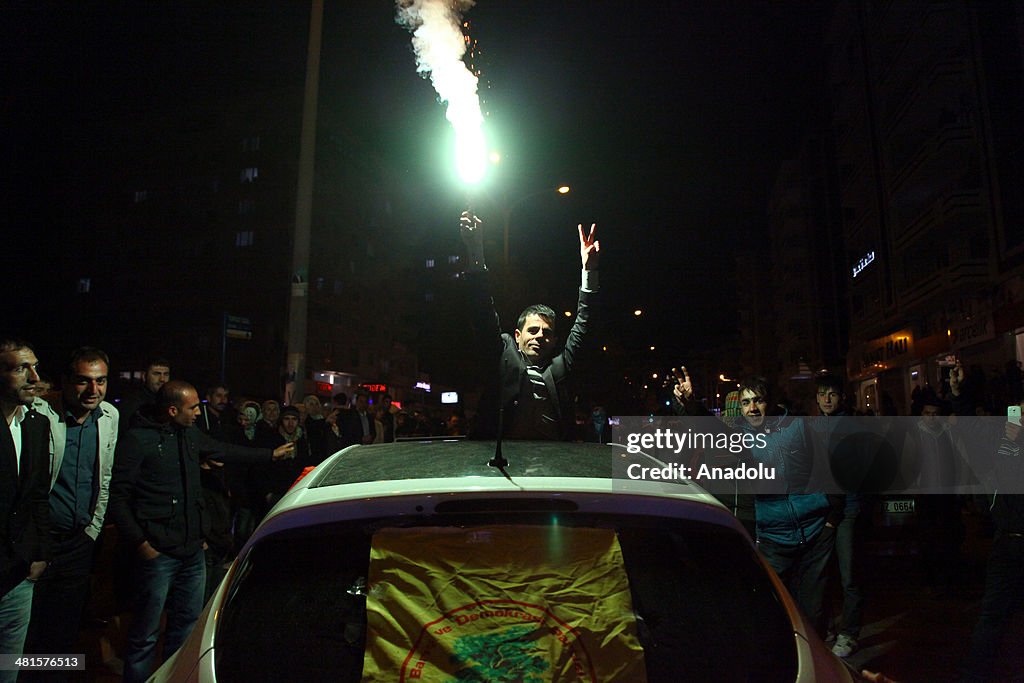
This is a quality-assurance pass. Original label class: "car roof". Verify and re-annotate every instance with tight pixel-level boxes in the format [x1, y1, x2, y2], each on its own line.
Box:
[310, 439, 671, 487]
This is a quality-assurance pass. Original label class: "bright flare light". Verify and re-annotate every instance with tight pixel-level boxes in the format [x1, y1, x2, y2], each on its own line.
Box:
[396, 0, 487, 186]
[456, 125, 487, 184]
[557, 185, 570, 194]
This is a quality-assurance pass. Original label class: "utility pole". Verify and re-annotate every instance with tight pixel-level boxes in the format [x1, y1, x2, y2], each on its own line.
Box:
[284, 0, 323, 405]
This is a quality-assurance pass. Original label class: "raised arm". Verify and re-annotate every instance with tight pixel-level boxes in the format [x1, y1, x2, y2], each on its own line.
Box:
[459, 211, 503, 357]
[557, 224, 602, 376]
[579, 222, 600, 271]
[461, 210, 485, 272]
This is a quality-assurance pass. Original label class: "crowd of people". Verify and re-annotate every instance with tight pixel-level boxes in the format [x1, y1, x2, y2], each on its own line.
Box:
[0, 340, 481, 683]
[670, 360, 1023, 682]
[1, 210, 1020, 682]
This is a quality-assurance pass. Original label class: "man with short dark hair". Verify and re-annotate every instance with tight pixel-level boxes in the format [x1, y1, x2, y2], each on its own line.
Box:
[25, 347, 120, 670]
[915, 389, 963, 593]
[813, 373, 864, 658]
[196, 384, 231, 441]
[460, 212, 600, 440]
[0, 339, 51, 680]
[738, 375, 842, 639]
[109, 381, 295, 682]
[344, 391, 378, 446]
[117, 357, 171, 435]
[256, 399, 280, 443]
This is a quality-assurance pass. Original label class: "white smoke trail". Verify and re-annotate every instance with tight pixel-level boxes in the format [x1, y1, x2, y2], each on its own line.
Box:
[396, 0, 486, 184]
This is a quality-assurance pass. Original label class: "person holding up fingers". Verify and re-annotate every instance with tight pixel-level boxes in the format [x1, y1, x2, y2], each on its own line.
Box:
[460, 211, 600, 441]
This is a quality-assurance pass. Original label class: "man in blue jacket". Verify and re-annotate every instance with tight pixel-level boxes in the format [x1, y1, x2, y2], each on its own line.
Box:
[738, 375, 843, 639]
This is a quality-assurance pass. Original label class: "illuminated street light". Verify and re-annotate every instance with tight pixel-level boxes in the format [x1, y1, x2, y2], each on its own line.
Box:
[501, 184, 571, 267]
[564, 311, 572, 317]
[649, 345, 655, 351]
[715, 374, 738, 412]
[633, 309, 643, 316]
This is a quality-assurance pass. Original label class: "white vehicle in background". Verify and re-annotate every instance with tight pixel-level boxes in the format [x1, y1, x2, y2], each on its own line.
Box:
[152, 440, 854, 682]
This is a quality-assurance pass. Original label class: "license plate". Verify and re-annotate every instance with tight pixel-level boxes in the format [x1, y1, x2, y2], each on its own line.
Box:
[884, 499, 915, 513]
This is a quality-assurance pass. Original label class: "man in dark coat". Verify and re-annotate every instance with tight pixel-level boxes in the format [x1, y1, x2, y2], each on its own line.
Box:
[460, 211, 600, 441]
[115, 357, 170, 436]
[0, 339, 51, 678]
[108, 381, 293, 683]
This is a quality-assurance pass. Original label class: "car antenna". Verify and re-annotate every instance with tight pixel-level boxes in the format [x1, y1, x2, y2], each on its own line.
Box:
[489, 406, 509, 470]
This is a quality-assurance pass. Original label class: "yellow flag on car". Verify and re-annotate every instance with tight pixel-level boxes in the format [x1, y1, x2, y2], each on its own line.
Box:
[361, 525, 648, 682]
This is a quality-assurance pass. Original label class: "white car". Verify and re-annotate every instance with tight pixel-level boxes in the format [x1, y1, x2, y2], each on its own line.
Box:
[153, 440, 854, 682]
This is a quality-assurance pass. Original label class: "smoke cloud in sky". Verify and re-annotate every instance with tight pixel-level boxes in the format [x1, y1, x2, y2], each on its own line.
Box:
[396, 0, 486, 184]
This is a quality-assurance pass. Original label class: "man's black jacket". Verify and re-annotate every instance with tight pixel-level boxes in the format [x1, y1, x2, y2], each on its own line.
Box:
[464, 270, 595, 440]
[0, 409, 51, 596]
[109, 411, 273, 558]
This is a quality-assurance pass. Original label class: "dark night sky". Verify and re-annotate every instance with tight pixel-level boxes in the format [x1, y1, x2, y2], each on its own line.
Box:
[4, 1, 833, 354]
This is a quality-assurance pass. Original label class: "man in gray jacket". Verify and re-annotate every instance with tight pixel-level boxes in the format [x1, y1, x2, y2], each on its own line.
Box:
[25, 347, 119, 665]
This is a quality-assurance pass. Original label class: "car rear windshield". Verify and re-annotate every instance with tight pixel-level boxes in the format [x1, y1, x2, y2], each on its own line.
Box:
[215, 514, 797, 682]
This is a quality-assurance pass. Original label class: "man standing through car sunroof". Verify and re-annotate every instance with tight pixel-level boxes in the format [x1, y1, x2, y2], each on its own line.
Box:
[460, 211, 600, 441]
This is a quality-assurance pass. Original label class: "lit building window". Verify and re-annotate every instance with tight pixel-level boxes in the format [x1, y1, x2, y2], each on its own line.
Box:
[133, 190, 148, 203]
[425, 258, 435, 268]
[240, 167, 259, 183]
[448, 255, 460, 264]
[235, 230, 254, 247]
[76, 278, 91, 293]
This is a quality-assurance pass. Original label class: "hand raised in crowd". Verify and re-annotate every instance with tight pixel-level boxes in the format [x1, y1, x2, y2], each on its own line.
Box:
[272, 442, 296, 460]
[579, 223, 600, 270]
[673, 366, 694, 401]
[948, 359, 964, 396]
[460, 210, 485, 269]
[459, 210, 482, 240]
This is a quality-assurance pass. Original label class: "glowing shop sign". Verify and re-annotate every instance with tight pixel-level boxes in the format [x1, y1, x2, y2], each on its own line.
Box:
[852, 252, 875, 278]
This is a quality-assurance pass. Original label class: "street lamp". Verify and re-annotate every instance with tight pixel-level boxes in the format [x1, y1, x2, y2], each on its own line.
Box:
[500, 185, 571, 267]
[716, 374, 737, 412]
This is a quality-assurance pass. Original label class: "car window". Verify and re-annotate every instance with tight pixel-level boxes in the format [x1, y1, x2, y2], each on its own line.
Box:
[215, 514, 797, 682]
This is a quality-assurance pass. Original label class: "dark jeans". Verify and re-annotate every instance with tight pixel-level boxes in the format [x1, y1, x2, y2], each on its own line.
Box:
[122, 549, 205, 683]
[758, 524, 836, 639]
[960, 532, 1024, 681]
[0, 580, 34, 683]
[23, 530, 96, 681]
[835, 511, 864, 638]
